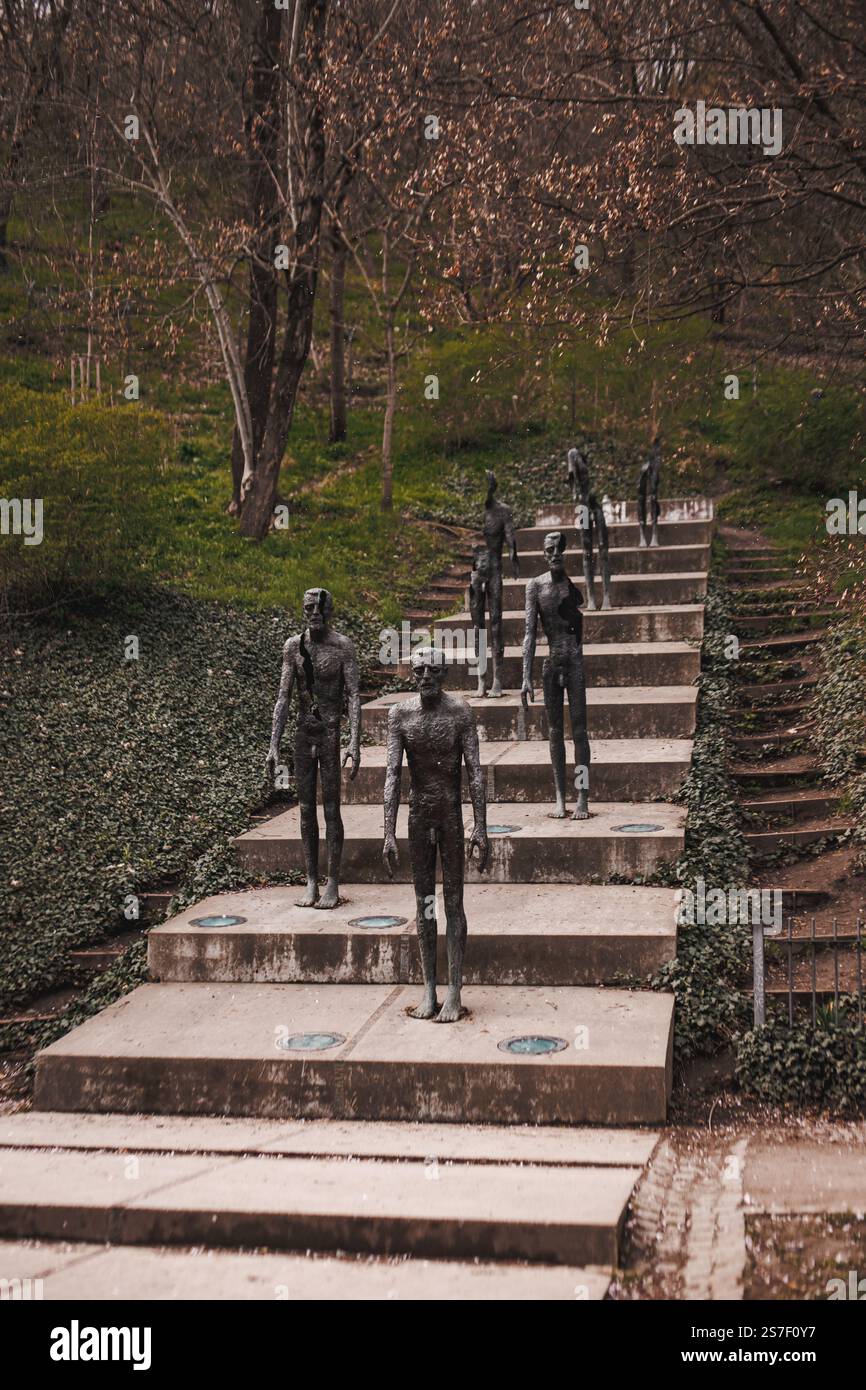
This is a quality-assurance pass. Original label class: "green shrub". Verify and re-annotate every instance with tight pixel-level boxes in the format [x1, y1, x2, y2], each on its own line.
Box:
[737, 1010, 866, 1112]
[728, 376, 865, 496]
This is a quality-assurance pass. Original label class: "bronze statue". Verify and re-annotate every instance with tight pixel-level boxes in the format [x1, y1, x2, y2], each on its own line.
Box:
[471, 470, 519, 698]
[521, 532, 591, 820]
[266, 587, 361, 909]
[382, 646, 489, 1022]
[638, 435, 662, 548]
[566, 446, 613, 610]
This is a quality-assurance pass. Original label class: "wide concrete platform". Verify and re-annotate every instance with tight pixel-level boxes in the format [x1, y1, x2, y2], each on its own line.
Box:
[233, 800, 686, 882]
[510, 544, 710, 577]
[502, 572, 707, 608]
[402, 641, 700, 690]
[515, 519, 713, 548]
[343, 739, 692, 804]
[434, 603, 704, 645]
[147, 883, 678, 985]
[0, 1239, 610, 1300]
[536, 498, 713, 526]
[361, 686, 698, 741]
[34, 981, 675, 1125]
[0, 1143, 640, 1265]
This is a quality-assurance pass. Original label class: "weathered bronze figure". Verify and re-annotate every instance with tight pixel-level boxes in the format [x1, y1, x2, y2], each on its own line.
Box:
[471, 470, 519, 698]
[266, 587, 361, 909]
[382, 646, 489, 1022]
[638, 435, 662, 548]
[566, 446, 613, 610]
[522, 532, 591, 820]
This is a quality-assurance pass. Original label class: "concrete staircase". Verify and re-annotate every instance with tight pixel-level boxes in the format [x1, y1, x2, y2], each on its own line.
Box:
[0, 496, 713, 1300]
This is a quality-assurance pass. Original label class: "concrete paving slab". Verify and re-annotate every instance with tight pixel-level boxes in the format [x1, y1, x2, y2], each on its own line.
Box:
[432, 604, 704, 645]
[508, 544, 710, 577]
[0, 1239, 610, 1299]
[361, 686, 698, 741]
[0, 1110, 660, 1166]
[233, 800, 685, 882]
[34, 982, 674, 1124]
[745, 1139, 866, 1215]
[147, 882, 678, 985]
[0, 1145, 641, 1265]
[397, 641, 701, 689]
[342, 738, 692, 805]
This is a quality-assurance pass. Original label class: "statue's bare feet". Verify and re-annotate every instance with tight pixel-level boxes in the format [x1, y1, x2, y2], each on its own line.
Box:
[548, 802, 567, 819]
[639, 533, 648, 548]
[475, 683, 486, 699]
[488, 678, 502, 698]
[601, 595, 612, 610]
[436, 992, 462, 1023]
[410, 992, 439, 1020]
[315, 879, 340, 910]
[650, 533, 659, 548]
[585, 596, 598, 612]
[572, 793, 590, 821]
[296, 880, 319, 907]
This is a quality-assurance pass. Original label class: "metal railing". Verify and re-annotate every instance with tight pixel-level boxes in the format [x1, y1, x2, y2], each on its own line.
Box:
[751, 917, 865, 1028]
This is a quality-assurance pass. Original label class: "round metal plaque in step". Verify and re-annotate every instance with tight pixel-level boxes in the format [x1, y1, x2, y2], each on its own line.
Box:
[348, 915, 408, 930]
[497, 1035, 569, 1056]
[190, 914, 247, 928]
[611, 823, 666, 834]
[277, 1032, 346, 1052]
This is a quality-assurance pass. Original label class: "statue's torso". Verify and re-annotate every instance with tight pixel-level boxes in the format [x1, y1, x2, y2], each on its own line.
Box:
[292, 632, 347, 727]
[535, 575, 583, 654]
[399, 694, 466, 811]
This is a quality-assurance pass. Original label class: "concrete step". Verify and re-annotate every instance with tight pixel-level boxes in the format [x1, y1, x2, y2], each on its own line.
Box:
[0, 1239, 610, 1300]
[741, 791, 840, 825]
[502, 572, 707, 609]
[515, 519, 713, 548]
[234, 801, 685, 882]
[536, 498, 713, 526]
[148, 883, 678, 985]
[343, 739, 692, 804]
[516, 544, 709, 576]
[34, 981, 675, 1125]
[745, 820, 851, 853]
[396, 642, 700, 690]
[361, 687, 698, 741]
[433, 603, 704, 645]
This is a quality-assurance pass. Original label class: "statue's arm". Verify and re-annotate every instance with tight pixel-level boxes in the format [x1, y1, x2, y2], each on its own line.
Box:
[462, 708, 489, 871]
[383, 708, 404, 840]
[343, 636, 361, 767]
[522, 578, 538, 695]
[268, 640, 296, 764]
[505, 507, 519, 574]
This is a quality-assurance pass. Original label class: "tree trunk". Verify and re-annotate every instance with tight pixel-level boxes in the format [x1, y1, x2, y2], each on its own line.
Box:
[328, 223, 347, 443]
[238, 0, 329, 539]
[230, 2, 282, 511]
[381, 313, 397, 510]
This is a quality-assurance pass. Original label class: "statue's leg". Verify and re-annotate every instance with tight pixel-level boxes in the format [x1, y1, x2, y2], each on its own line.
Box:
[315, 729, 343, 909]
[595, 505, 613, 609]
[638, 481, 648, 547]
[567, 650, 591, 820]
[470, 589, 486, 697]
[294, 732, 320, 906]
[581, 516, 598, 611]
[407, 810, 439, 1019]
[542, 658, 568, 817]
[650, 492, 660, 547]
[487, 567, 504, 697]
[435, 809, 468, 1023]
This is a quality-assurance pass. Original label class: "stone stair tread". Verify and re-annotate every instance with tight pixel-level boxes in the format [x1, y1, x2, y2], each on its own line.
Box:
[34, 981, 675, 1126]
[147, 882, 678, 985]
[0, 1110, 659, 1166]
[233, 800, 685, 882]
[536, 498, 713, 524]
[364, 686, 698, 711]
[0, 1238, 611, 1301]
[0, 1141, 641, 1266]
[394, 641, 701, 688]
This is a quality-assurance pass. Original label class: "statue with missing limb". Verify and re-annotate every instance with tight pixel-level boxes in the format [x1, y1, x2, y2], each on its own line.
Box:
[638, 435, 662, 548]
[382, 646, 489, 1023]
[566, 446, 613, 611]
[266, 587, 361, 909]
[521, 532, 592, 820]
[472, 470, 519, 698]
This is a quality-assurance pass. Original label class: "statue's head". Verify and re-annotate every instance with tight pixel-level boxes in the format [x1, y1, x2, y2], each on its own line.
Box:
[303, 587, 333, 636]
[410, 644, 448, 700]
[485, 469, 497, 498]
[543, 530, 567, 576]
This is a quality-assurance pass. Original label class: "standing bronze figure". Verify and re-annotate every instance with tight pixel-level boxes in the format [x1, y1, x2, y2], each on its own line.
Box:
[471, 470, 519, 698]
[522, 532, 591, 820]
[382, 646, 489, 1022]
[266, 587, 361, 909]
[566, 446, 613, 610]
[638, 435, 662, 548]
